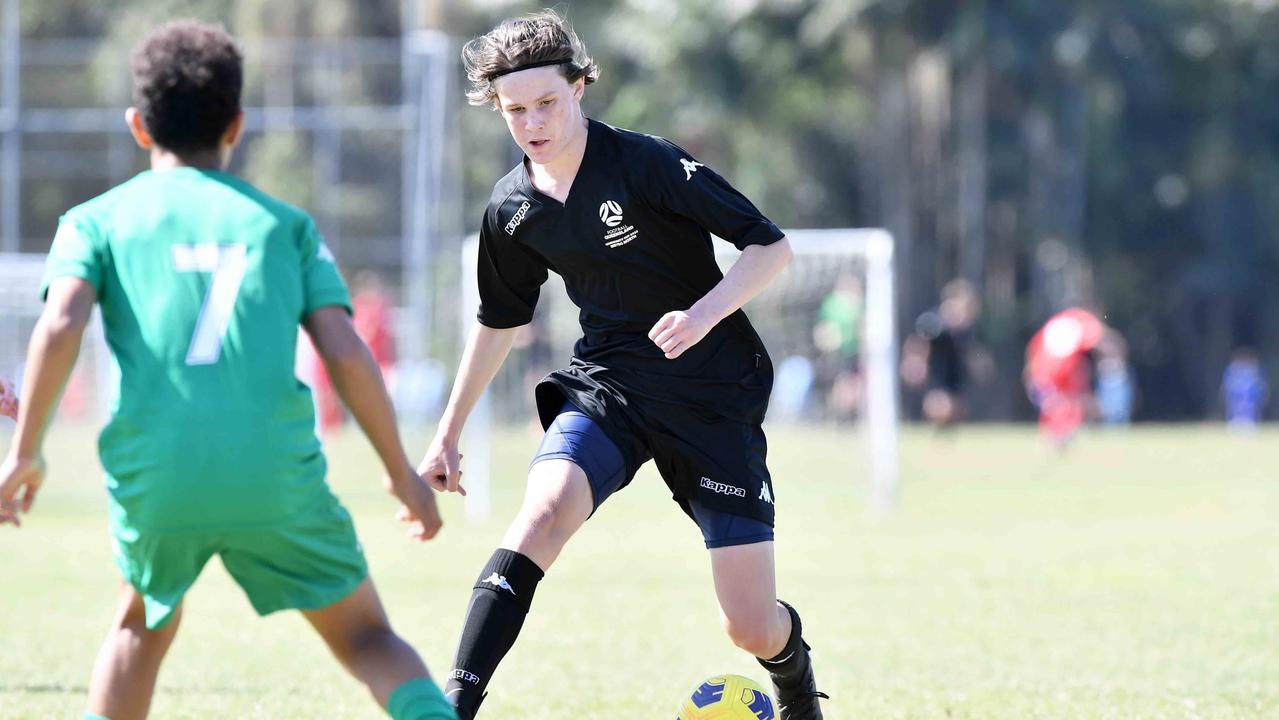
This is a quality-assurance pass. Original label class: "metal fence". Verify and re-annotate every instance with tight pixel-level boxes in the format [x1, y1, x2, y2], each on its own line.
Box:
[0, 2, 460, 371]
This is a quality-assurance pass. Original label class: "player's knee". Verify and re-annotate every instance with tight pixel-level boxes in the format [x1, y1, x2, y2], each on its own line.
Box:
[111, 597, 177, 648]
[110, 617, 177, 660]
[512, 498, 571, 545]
[722, 614, 779, 657]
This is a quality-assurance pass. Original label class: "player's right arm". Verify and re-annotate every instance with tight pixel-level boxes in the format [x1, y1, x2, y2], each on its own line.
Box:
[419, 197, 548, 493]
[417, 322, 520, 494]
[305, 305, 445, 542]
[0, 277, 96, 527]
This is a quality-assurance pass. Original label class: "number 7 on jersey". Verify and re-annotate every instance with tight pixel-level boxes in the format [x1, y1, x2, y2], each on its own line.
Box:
[171, 243, 249, 366]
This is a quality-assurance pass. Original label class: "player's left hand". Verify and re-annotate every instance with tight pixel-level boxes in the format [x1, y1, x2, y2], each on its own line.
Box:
[385, 471, 445, 542]
[0, 452, 45, 528]
[648, 309, 715, 360]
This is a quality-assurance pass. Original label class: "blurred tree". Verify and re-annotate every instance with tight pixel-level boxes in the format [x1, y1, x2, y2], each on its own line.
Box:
[13, 0, 1279, 419]
[861, 0, 1279, 419]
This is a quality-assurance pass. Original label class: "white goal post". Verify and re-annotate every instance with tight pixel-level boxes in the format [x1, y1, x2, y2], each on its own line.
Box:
[456, 229, 900, 519]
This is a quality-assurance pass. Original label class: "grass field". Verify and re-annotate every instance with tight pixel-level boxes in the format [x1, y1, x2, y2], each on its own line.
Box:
[3, 422, 1279, 719]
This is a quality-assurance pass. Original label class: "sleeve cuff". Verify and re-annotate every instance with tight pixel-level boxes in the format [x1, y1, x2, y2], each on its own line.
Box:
[728, 221, 786, 250]
[476, 309, 532, 329]
[40, 267, 100, 301]
[305, 293, 353, 317]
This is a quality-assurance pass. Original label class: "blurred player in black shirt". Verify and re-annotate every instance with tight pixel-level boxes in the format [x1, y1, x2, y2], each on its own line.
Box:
[902, 279, 980, 428]
[414, 10, 826, 719]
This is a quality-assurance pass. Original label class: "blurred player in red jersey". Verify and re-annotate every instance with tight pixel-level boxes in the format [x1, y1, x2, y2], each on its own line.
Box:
[1024, 308, 1104, 447]
[0, 376, 17, 420]
[352, 270, 398, 384]
[304, 271, 398, 434]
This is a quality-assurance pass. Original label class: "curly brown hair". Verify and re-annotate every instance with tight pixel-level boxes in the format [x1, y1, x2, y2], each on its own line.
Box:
[131, 21, 243, 154]
[462, 9, 599, 107]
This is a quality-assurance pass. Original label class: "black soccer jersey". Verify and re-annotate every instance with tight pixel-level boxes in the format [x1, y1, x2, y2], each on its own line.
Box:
[475, 119, 785, 426]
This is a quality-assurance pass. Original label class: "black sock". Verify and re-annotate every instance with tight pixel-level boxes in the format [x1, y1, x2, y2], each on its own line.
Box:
[444, 549, 545, 716]
[757, 600, 811, 687]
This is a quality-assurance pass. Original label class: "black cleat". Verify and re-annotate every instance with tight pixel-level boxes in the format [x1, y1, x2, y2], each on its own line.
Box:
[772, 642, 828, 720]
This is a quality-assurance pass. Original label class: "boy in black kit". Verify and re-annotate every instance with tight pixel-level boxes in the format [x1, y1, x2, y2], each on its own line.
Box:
[415, 10, 827, 719]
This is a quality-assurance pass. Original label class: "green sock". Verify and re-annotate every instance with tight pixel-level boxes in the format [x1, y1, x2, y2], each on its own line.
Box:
[387, 678, 458, 720]
[85, 714, 111, 720]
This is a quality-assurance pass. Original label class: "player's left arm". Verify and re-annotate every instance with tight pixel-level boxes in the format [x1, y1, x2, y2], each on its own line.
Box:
[644, 138, 793, 359]
[649, 238, 793, 359]
[0, 276, 96, 526]
[304, 305, 445, 542]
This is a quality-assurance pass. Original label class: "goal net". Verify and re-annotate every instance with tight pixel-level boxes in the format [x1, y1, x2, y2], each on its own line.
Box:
[457, 229, 900, 519]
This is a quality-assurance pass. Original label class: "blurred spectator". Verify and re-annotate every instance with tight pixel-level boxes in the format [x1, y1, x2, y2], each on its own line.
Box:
[512, 316, 554, 434]
[1093, 331, 1134, 427]
[812, 271, 864, 422]
[299, 270, 399, 436]
[352, 270, 398, 385]
[901, 278, 980, 429]
[1222, 348, 1268, 431]
[772, 355, 816, 422]
[0, 375, 16, 420]
[299, 329, 341, 435]
[1024, 307, 1105, 447]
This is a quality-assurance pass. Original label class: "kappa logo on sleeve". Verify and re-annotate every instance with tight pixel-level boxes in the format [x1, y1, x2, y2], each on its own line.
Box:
[505, 200, 531, 236]
[317, 242, 336, 263]
[680, 158, 705, 181]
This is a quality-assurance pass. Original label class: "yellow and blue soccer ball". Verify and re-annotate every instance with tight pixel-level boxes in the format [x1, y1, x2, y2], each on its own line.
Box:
[677, 675, 776, 719]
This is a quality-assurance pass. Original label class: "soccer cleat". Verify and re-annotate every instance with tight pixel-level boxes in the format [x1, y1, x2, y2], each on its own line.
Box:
[772, 645, 829, 720]
[765, 601, 828, 720]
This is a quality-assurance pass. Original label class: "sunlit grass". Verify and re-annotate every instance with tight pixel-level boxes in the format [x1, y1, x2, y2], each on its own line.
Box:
[3, 423, 1278, 718]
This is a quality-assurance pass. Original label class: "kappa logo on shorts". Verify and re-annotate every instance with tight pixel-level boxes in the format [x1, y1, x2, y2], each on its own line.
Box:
[759, 483, 774, 505]
[505, 200, 531, 235]
[700, 476, 747, 498]
[482, 572, 517, 596]
[680, 158, 705, 181]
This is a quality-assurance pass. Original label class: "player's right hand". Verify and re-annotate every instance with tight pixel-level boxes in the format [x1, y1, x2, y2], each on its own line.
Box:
[416, 437, 466, 495]
[386, 472, 445, 542]
[0, 452, 45, 528]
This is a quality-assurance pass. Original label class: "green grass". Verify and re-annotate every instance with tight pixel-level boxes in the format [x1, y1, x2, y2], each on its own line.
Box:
[3, 423, 1279, 718]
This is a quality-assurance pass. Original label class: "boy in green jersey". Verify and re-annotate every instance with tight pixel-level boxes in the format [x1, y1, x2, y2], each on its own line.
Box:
[0, 21, 456, 720]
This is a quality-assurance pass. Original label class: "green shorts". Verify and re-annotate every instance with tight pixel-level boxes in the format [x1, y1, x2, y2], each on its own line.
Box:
[109, 497, 369, 630]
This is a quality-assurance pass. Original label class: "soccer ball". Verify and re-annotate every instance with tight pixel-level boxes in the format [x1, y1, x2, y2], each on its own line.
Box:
[677, 675, 776, 719]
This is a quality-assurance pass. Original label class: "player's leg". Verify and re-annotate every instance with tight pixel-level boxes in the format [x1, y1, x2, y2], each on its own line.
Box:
[85, 583, 183, 720]
[445, 458, 590, 718]
[302, 578, 455, 719]
[222, 499, 452, 719]
[87, 517, 214, 720]
[445, 402, 629, 719]
[665, 419, 826, 719]
[708, 538, 826, 720]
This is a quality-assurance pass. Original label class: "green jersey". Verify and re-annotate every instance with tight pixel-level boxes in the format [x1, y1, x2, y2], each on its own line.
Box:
[42, 167, 351, 531]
